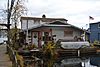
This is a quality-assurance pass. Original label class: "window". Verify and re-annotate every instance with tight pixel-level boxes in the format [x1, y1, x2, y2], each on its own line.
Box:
[98, 23, 100, 28]
[64, 31, 73, 37]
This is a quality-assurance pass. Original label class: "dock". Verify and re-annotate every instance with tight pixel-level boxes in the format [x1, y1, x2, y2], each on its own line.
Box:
[57, 47, 99, 57]
[0, 45, 12, 67]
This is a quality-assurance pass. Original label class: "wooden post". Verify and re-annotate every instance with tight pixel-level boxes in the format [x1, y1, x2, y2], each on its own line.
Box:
[50, 29, 52, 41]
[78, 50, 80, 57]
[38, 32, 42, 48]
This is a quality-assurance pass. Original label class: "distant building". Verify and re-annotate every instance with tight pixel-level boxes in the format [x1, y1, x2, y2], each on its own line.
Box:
[0, 29, 7, 43]
[20, 15, 86, 48]
[0, 24, 8, 43]
[89, 21, 100, 43]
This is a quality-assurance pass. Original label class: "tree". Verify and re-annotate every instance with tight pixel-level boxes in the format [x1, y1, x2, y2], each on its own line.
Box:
[0, 0, 27, 47]
[10, 0, 27, 48]
[11, 0, 27, 27]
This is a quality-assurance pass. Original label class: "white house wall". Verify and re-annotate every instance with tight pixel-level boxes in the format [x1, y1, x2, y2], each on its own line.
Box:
[21, 19, 41, 30]
[28, 20, 41, 29]
[52, 27, 64, 41]
[28, 20, 35, 29]
[43, 27, 82, 41]
[73, 29, 81, 37]
[21, 19, 27, 30]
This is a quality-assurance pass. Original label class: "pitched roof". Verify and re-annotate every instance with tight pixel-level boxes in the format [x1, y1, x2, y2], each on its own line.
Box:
[90, 21, 100, 25]
[20, 16, 68, 23]
[48, 21, 84, 31]
[22, 20, 84, 32]
[21, 16, 84, 32]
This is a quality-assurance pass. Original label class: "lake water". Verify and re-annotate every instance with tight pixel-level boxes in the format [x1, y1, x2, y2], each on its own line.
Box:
[27, 55, 100, 67]
[52, 56, 98, 67]
[40, 56, 100, 67]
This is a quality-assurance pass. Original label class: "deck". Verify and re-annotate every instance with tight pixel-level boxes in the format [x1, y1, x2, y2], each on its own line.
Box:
[57, 47, 99, 57]
[0, 45, 12, 67]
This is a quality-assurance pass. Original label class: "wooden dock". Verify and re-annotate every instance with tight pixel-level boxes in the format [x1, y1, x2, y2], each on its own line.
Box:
[57, 47, 99, 57]
[0, 45, 12, 67]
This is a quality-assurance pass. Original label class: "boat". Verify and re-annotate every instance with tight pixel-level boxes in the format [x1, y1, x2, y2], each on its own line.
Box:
[61, 41, 90, 49]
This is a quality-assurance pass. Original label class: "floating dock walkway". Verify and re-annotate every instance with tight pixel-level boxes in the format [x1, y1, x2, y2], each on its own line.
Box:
[57, 47, 99, 57]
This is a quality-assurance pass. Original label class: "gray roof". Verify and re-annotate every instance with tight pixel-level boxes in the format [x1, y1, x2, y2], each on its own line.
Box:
[22, 21, 84, 32]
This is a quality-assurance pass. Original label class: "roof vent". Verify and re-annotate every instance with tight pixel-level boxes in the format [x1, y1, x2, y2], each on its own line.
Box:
[42, 14, 46, 18]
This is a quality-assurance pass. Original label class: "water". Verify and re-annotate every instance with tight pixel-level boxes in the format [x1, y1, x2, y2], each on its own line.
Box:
[26, 55, 100, 67]
[52, 57, 98, 67]
[42, 56, 100, 67]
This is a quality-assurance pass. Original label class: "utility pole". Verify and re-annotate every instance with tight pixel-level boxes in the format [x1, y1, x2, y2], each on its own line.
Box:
[7, 0, 15, 46]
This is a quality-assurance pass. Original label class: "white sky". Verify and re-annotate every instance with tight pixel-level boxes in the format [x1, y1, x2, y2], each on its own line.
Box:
[0, 0, 100, 29]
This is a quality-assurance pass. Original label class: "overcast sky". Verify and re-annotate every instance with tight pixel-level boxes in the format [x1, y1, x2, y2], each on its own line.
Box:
[0, 0, 100, 29]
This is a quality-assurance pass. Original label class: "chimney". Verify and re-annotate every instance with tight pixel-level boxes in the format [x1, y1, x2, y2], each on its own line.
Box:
[42, 14, 46, 18]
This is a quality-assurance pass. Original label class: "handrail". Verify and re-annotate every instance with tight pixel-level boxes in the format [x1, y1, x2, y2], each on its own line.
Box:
[7, 45, 18, 67]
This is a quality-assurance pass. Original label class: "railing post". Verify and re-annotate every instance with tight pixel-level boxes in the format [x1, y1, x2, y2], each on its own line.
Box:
[7, 45, 18, 67]
[78, 49, 80, 57]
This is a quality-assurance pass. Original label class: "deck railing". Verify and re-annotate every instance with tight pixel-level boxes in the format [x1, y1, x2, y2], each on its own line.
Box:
[7, 45, 18, 67]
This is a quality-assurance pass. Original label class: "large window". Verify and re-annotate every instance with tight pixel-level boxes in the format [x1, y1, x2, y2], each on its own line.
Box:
[64, 30, 73, 37]
[98, 23, 100, 28]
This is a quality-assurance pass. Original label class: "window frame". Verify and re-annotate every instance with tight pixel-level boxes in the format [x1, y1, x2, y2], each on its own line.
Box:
[64, 30, 73, 37]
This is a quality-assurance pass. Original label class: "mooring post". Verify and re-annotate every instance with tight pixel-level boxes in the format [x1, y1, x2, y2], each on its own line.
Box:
[78, 49, 80, 57]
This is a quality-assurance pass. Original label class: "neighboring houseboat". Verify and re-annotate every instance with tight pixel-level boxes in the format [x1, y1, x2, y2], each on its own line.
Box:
[89, 21, 100, 43]
[0, 29, 7, 44]
[0, 24, 8, 44]
[20, 15, 87, 48]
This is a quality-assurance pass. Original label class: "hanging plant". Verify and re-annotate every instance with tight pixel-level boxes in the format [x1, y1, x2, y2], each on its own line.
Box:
[43, 41, 57, 58]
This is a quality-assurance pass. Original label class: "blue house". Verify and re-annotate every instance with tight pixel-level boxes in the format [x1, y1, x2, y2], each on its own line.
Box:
[90, 22, 100, 43]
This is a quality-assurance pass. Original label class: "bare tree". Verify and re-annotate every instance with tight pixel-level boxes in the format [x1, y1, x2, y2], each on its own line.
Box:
[11, 0, 27, 27]
[10, 0, 27, 47]
[0, 0, 27, 47]
[0, 0, 27, 27]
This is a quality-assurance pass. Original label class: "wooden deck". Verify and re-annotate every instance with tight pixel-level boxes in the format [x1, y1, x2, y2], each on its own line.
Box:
[0, 45, 12, 67]
[57, 47, 99, 57]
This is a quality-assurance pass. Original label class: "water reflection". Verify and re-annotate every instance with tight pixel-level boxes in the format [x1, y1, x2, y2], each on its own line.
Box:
[42, 56, 98, 67]
[90, 57, 100, 67]
[30, 56, 100, 67]
[54, 58, 82, 67]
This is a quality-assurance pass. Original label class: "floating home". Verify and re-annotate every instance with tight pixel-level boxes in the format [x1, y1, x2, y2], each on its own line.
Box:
[20, 15, 88, 48]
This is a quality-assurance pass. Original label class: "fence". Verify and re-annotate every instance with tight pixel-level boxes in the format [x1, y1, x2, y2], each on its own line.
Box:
[7, 45, 18, 67]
